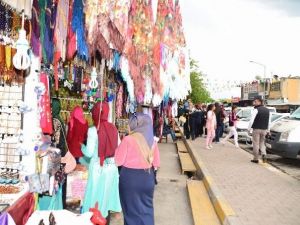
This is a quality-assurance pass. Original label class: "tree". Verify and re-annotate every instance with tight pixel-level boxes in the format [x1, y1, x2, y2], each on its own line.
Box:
[189, 59, 213, 104]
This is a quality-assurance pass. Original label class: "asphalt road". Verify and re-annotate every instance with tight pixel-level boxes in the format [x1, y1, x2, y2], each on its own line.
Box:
[238, 141, 300, 181]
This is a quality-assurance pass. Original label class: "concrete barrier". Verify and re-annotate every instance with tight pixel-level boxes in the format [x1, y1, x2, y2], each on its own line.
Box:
[178, 126, 240, 225]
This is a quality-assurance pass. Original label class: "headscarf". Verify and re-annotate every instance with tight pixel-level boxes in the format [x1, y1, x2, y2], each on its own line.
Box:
[92, 102, 118, 166]
[69, 106, 86, 130]
[129, 112, 154, 148]
[67, 106, 88, 158]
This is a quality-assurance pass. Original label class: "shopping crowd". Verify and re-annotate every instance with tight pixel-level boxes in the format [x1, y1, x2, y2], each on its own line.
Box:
[178, 96, 270, 163]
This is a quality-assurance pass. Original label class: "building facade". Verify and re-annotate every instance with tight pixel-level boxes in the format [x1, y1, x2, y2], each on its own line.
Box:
[267, 77, 300, 112]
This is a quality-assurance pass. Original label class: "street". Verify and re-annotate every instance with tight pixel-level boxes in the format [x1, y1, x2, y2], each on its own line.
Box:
[238, 142, 300, 181]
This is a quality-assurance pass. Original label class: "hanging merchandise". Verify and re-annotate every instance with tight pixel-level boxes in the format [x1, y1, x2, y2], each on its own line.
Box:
[53, 0, 69, 90]
[109, 0, 131, 53]
[115, 84, 123, 118]
[126, 0, 155, 103]
[72, 0, 88, 60]
[89, 67, 98, 89]
[67, 0, 76, 60]
[13, 11, 30, 70]
[120, 56, 134, 103]
[39, 72, 53, 134]
[85, 0, 111, 59]
[31, 0, 40, 57]
[1, 0, 32, 19]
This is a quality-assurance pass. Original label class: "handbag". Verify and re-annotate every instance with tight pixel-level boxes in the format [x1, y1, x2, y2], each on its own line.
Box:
[59, 120, 77, 174]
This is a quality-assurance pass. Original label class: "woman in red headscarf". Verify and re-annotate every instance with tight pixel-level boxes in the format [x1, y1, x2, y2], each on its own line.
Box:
[67, 106, 88, 159]
[81, 102, 121, 223]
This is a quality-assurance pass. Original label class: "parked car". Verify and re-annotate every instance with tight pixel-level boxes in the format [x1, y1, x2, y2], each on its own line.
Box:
[266, 107, 300, 158]
[236, 113, 290, 144]
[224, 106, 277, 133]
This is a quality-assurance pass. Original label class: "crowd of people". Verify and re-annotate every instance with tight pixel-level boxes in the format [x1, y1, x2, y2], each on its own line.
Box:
[178, 96, 271, 163]
[178, 100, 238, 149]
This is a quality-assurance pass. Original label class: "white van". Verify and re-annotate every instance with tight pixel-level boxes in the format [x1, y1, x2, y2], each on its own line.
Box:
[224, 106, 276, 133]
[266, 107, 300, 158]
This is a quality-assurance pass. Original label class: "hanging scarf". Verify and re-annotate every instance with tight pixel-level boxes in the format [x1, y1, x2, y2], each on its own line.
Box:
[92, 102, 118, 166]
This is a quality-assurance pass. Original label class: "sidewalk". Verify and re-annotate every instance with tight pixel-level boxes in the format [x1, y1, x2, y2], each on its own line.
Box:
[111, 143, 193, 225]
[188, 137, 300, 225]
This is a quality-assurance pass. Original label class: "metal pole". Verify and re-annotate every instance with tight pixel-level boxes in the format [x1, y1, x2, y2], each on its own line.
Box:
[263, 65, 266, 101]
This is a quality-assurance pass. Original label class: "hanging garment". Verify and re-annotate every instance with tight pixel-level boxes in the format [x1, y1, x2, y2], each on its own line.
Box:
[115, 84, 124, 118]
[108, 0, 130, 52]
[72, 0, 88, 60]
[40, 72, 53, 134]
[67, 106, 88, 158]
[54, 0, 69, 61]
[44, 0, 57, 63]
[67, 0, 76, 60]
[31, 0, 40, 56]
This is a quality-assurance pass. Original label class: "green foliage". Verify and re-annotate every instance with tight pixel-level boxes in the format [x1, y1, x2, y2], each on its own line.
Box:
[189, 59, 213, 104]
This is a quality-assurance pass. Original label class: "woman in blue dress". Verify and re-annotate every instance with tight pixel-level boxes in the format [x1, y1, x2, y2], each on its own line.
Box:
[81, 102, 121, 221]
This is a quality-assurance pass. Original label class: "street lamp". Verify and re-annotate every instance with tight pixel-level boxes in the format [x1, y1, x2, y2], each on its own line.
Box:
[249, 60, 267, 100]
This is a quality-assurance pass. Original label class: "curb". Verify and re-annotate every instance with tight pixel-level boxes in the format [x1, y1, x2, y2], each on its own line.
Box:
[179, 129, 239, 225]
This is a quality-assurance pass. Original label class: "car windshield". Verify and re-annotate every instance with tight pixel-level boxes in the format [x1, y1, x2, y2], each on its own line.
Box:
[290, 108, 300, 120]
[271, 114, 282, 122]
[237, 109, 252, 118]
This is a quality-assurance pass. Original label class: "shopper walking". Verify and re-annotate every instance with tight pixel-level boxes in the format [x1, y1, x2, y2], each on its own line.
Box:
[248, 96, 270, 163]
[183, 110, 190, 139]
[189, 103, 197, 140]
[115, 113, 160, 225]
[214, 103, 224, 143]
[222, 106, 239, 148]
[81, 102, 121, 222]
[194, 104, 204, 138]
[206, 104, 217, 149]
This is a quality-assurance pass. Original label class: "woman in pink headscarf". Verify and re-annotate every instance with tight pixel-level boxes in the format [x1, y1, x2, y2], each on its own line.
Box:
[66, 106, 88, 159]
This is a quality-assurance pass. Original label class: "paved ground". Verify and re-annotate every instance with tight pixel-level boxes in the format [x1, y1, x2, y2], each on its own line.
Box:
[189, 137, 300, 225]
[239, 142, 300, 181]
[111, 143, 193, 225]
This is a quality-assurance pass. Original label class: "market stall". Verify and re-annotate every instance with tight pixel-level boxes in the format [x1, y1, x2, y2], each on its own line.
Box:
[0, 0, 190, 224]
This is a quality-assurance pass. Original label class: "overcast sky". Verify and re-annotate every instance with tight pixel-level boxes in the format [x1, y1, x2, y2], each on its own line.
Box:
[180, 0, 300, 83]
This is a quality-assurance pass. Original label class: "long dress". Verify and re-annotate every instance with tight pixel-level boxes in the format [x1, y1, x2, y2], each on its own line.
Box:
[81, 127, 121, 217]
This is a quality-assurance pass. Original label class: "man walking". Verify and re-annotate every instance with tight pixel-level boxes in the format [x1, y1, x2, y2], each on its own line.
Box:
[248, 96, 271, 163]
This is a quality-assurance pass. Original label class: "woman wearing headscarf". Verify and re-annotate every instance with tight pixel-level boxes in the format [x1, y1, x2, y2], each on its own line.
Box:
[66, 106, 88, 160]
[81, 102, 121, 222]
[115, 113, 160, 225]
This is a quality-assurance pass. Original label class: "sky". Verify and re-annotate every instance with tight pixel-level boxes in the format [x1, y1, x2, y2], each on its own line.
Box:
[180, 0, 300, 98]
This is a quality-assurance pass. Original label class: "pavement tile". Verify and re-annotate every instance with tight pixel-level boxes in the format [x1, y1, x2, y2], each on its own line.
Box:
[189, 137, 300, 225]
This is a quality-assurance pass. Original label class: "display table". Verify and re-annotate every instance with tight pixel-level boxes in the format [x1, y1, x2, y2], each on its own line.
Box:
[26, 210, 93, 225]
